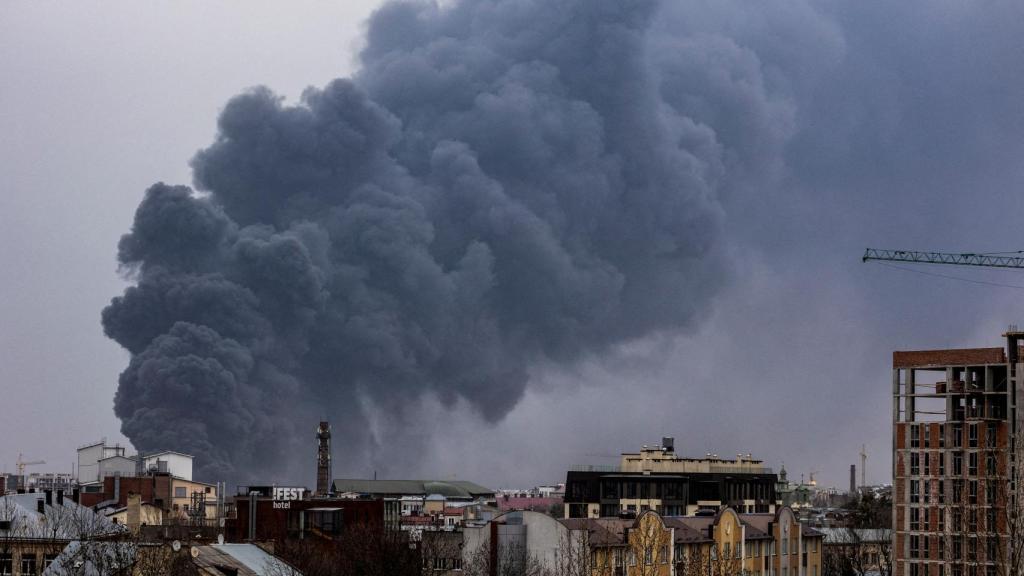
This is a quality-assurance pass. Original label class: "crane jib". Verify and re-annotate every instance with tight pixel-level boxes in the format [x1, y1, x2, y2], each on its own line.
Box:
[863, 248, 1024, 269]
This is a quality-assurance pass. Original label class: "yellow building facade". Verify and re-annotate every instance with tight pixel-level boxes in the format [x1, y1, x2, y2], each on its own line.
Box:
[568, 506, 823, 576]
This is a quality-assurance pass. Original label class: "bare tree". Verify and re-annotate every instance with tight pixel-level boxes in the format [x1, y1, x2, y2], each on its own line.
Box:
[554, 527, 598, 576]
[463, 540, 551, 576]
[419, 530, 464, 576]
[823, 492, 892, 576]
[675, 544, 742, 576]
[625, 514, 672, 576]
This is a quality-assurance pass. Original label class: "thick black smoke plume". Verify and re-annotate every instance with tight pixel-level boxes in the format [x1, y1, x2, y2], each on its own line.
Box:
[104, 0, 735, 482]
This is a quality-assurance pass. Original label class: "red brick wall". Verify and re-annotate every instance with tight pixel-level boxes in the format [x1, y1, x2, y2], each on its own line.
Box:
[893, 348, 1004, 368]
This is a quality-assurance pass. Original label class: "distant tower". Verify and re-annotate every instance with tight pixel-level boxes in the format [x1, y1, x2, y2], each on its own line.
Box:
[316, 421, 332, 497]
[850, 464, 856, 493]
[859, 444, 867, 488]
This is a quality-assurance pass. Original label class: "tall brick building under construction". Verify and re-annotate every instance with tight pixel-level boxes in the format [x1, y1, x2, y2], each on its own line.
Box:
[893, 331, 1024, 576]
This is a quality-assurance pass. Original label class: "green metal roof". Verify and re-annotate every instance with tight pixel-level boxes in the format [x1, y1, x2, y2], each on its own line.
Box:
[331, 479, 494, 499]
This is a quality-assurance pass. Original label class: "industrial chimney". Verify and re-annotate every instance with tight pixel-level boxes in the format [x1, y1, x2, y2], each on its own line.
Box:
[850, 464, 856, 494]
[316, 421, 332, 497]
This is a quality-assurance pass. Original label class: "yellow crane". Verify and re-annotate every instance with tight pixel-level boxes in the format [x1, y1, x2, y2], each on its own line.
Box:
[16, 453, 44, 476]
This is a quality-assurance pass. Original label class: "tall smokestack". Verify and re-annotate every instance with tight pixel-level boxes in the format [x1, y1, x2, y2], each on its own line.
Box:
[850, 464, 856, 494]
[316, 421, 332, 497]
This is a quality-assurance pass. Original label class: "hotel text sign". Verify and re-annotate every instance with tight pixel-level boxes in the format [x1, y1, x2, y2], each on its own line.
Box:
[272, 487, 305, 509]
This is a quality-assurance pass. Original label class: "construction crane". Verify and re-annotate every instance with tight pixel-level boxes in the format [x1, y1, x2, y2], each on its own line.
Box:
[863, 248, 1024, 269]
[16, 453, 44, 476]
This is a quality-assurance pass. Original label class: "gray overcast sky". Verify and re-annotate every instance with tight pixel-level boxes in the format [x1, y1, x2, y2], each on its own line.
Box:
[4, 0, 1024, 490]
[0, 1, 381, 475]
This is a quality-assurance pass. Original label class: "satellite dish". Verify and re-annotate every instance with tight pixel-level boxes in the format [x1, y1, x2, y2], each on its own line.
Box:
[191, 546, 200, 558]
[171, 541, 181, 552]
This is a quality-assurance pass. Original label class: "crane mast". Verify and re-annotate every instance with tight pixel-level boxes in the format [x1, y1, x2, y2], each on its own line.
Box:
[863, 248, 1024, 269]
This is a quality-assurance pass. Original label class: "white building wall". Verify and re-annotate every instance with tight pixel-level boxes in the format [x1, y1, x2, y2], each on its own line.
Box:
[461, 510, 570, 574]
[98, 456, 137, 479]
[520, 511, 566, 572]
[77, 444, 104, 484]
[462, 524, 488, 564]
[77, 442, 128, 484]
[144, 453, 193, 481]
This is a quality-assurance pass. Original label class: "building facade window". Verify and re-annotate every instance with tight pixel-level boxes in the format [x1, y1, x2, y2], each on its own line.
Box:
[20, 555, 36, 575]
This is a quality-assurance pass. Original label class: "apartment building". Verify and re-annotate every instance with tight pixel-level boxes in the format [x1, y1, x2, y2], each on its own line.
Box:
[892, 331, 1024, 576]
[464, 506, 822, 576]
[565, 438, 777, 518]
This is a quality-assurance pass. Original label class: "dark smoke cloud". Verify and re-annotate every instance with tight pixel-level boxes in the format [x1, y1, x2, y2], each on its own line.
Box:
[104, 0, 736, 482]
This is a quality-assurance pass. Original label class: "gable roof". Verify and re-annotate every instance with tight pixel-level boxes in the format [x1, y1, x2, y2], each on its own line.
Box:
[0, 493, 125, 540]
[143, 450, 194, 459]
[193, 543, 302, 576]
[558, 518, 631, 546]
[42, 540, 137, 576]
